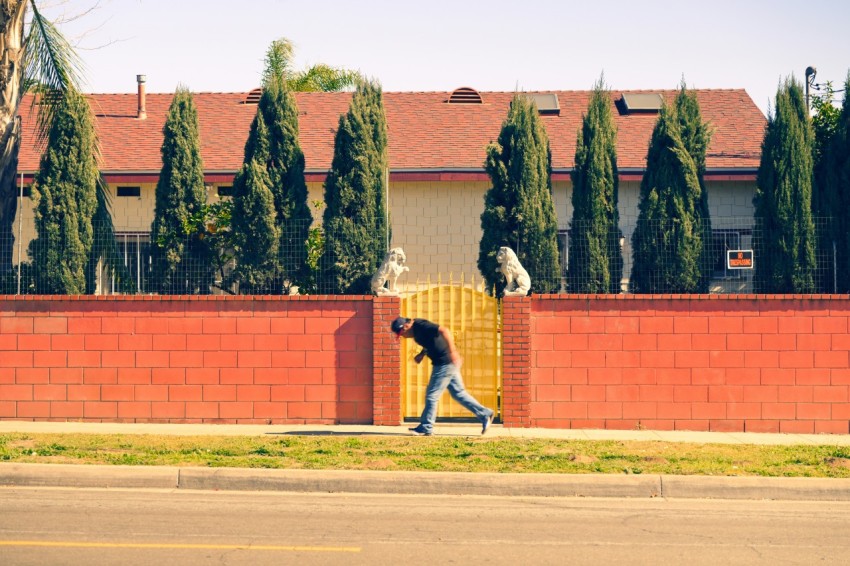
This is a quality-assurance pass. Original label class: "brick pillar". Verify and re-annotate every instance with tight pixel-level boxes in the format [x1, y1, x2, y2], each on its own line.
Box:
[501, 295, 531, 427]
[372, 296, 402, 425]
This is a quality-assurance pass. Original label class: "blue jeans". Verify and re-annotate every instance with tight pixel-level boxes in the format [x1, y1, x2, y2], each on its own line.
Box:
[417, 363, 493, 433]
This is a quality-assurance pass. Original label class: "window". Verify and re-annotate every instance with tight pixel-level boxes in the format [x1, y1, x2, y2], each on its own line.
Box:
[558, 229, 570, 277]
[20, 185, 32, 198]
[117, 186, 141, 197]
[114, 232, 151, 293]
[217, 186, 233, 197]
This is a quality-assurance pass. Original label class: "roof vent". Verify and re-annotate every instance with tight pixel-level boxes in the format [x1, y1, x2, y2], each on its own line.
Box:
[243, 88, 263, 104]
[618, 93, 664, 114]
[446, 87, 483, 104]
[523, 93, 560, 115]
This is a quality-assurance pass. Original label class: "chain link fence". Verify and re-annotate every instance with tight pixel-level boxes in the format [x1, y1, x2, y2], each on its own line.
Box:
[1, 217, 844, 295]
[0, 220, 336, 296]
[558, 216, 842, 294]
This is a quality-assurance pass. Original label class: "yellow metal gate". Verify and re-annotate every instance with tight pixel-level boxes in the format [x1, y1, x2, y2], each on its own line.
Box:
[400, 277, 501, 420]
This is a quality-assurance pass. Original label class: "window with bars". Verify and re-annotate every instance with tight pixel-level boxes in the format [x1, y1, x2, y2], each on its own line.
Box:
[114, 232, 151, 293]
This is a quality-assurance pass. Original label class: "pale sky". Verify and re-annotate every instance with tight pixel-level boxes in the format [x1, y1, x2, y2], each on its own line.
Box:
[44, 0, 850, 117]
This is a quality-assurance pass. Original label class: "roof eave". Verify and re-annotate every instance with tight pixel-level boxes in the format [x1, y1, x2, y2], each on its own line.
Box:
[20, 167, 760, 184]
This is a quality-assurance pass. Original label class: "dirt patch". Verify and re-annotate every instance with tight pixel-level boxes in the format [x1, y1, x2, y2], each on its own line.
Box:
[825, 457, 850, 469]
[469, 453, 494, 460]
[8, 440, 36, 450]
[364, 458, 397, 470]
[570, 454, 598, 464]
[40, 456, 79, 464]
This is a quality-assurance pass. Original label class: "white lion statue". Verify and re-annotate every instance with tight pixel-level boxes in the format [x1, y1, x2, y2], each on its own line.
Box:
[371, 247, 409, 296]
[496, 246, 531, 296]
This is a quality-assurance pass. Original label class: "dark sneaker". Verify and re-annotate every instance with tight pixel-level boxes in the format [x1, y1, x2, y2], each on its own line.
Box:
[409, 426, 432, 436]
[481, 412, 495, 435]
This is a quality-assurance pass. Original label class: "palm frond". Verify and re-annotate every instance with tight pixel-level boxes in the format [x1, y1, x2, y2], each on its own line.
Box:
[262, 38, 295, 87]
[263, 37, 361, 92]
[22, 1, 85, 144]
[289, 65, 362, 92]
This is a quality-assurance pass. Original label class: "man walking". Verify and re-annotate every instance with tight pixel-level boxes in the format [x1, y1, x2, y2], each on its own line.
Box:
[391, 317, 495, 436]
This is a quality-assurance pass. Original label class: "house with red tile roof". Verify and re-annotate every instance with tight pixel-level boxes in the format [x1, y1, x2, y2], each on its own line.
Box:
[12, 81, 766, 293]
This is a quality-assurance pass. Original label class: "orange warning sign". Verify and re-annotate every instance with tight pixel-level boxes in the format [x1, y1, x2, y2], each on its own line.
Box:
[727, 250, 753, 269]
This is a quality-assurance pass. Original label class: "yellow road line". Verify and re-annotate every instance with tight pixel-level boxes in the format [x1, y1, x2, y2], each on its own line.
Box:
[0, 540, 360, 552]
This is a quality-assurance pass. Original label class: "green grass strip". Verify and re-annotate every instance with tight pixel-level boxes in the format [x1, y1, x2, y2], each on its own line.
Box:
[2, 433, 850, 478]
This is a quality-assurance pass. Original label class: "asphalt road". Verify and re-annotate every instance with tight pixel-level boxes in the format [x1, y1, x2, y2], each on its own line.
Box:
[2, 487, 850, 566]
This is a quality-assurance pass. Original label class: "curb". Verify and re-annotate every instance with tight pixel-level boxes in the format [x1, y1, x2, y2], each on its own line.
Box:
[660, 475, 850, 501]
[3, 463, 850, 501]
[177, 468, 661, 498]
[0, 463, 178, 490]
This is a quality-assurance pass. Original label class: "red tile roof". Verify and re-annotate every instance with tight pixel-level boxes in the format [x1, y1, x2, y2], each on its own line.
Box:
[17, 88, 765, 178]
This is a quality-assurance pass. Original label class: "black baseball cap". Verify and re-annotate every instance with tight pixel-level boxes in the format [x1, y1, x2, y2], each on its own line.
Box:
[391, 317, 409, 335]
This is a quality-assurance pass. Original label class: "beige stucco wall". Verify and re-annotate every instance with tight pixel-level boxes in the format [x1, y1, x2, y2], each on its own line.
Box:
[109, 183, 157, 232]
[385, 180, 489, 287]
[606, 179, 755, 250]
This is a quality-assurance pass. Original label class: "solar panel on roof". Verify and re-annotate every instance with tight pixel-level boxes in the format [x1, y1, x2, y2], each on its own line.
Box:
[523, 93, 560, 114]
[620, 93, 664, 113]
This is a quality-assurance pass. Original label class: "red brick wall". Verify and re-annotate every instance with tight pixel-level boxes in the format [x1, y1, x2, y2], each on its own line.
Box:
[525, 295, 850, 434]
[502, 296, 531, 427]
[4, 294, 850, 433]
[372, 296, 402, 425]
[0, 295, 375, 424]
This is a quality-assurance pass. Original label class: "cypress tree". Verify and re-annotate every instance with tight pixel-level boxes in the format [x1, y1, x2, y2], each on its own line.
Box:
[569, 77, 623, 293]
[150, 87, 210, 294]
[753, 77, 817, 293]
[675, 82, 713, 292]
[230, 95, 278, 292]
[479, 95, 560, 295]
[322, 80, 389, 294]
[630, 102, 704, 293]
[29, 89, 98, 294]
[229, 154, 281, 293]
[258, 78, 313, 291]
[229, 75, 312, 294]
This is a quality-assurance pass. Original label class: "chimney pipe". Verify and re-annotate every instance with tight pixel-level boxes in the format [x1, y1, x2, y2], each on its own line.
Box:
[137, 74, 147, 120]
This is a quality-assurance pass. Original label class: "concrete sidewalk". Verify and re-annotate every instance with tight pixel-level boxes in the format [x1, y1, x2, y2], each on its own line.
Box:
[0, 421, 850, 446]
[2, 421, 850, 501]
[3, 420, 850, 445]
